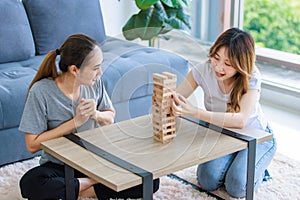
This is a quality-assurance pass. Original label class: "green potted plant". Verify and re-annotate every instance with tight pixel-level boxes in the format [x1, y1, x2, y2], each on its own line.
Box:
[122, 0, 191, 45]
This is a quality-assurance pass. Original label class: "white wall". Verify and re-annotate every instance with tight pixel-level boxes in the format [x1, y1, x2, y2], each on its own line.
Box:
[100, 0, 138, 37]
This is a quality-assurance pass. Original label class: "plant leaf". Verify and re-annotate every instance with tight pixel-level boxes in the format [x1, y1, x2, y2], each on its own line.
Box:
[122, 0, 191, 40]
[161, 0, 188, 7]
[163, 6, 191, 32]
[176, 0, 189, 6]
[123, 7, 165, 40]
[135, 0, 159, 10]
[161, 0, 179, 7]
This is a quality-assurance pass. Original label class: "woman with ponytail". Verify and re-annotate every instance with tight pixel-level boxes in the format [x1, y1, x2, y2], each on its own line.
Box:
[171, 28, 276, 198]
[19, 34, 159, 199]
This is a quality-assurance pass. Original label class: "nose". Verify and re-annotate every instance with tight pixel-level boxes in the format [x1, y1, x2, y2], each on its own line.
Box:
[97, 68, 102, 76]
[215, 65, 224, 72]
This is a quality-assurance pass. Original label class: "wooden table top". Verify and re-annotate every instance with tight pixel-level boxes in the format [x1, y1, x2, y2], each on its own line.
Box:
[41, 115, 272, 192]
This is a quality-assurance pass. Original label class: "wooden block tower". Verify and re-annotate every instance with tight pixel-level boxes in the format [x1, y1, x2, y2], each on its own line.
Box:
[152, 72, 177, 143]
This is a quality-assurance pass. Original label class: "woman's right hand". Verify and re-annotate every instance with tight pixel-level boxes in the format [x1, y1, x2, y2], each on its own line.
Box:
[171, 93, 198, 118]
[74, 98, 91, 127]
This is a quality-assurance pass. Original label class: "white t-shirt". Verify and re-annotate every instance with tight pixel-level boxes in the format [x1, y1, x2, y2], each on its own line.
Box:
[192, 61, 268, 130]
[19, 77, 113, 165]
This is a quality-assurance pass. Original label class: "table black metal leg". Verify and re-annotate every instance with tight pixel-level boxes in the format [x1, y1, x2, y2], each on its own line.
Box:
[142, 173, 153, 200]
[246, 139, 257, 200]
[64, 164, 75, 200]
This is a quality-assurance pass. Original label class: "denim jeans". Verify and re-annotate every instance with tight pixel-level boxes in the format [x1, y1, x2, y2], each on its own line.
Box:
[196, 125, 277, 198]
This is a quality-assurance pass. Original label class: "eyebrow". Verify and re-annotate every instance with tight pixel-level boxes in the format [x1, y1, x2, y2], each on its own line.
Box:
[92, 63, 102, 68]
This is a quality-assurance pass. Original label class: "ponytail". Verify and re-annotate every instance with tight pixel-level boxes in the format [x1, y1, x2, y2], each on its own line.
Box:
[27, 50, 59, 93]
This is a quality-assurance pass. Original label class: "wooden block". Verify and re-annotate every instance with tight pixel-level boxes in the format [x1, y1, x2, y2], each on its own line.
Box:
[162, 71, 176, 78]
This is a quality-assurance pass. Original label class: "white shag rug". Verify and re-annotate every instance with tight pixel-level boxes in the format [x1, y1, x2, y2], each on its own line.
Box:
[0, 152, 299, 200]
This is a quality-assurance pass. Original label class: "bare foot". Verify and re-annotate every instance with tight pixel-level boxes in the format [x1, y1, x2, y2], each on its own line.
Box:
[78, 177, 97, 198]
[78, 186, 96, 198]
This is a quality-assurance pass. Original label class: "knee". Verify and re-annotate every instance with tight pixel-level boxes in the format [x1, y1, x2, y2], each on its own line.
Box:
[225, 176, 246, 198]
[196, 165, 222, 191]
[19, 169, 50, 199]
[19, 172, 33, 198]
[153, 178, 160, 193]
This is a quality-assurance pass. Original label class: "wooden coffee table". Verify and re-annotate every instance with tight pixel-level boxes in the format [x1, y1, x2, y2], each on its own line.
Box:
[41, 115, 272, 200]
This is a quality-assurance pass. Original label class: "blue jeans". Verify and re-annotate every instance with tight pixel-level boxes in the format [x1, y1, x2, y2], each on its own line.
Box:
[196, 125, 277, 198]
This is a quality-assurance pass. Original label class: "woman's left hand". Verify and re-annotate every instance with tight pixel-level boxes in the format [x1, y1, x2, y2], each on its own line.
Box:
[171, 93, 197, 117]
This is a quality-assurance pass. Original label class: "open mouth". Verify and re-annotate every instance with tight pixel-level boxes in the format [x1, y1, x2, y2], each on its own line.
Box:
[215, 71, 225, 78]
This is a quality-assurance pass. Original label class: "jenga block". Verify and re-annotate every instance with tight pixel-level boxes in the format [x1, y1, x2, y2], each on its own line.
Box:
[153, 73, 167, 86]
[152, 107, 172, 116]
[162, 72, 177, 79]
[153, 73, 177, 89]
[152, 122, 175, 130]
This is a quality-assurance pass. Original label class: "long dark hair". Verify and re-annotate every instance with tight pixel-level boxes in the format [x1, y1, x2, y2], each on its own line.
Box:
[209, 28, 255, 112]
[28, 34, 99, 92]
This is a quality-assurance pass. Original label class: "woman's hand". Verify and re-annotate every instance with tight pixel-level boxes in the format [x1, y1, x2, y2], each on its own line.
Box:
[80, 98, 97, 119]
[76, 98, 115, 126]
[171, 93, 198, 117]
[74, 98, 96, 127]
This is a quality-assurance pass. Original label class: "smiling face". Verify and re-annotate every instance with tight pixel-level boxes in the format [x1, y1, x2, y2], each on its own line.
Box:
[208, 28, 256, 112]
[210, 47, 237, 82]
[77, 46, 103, 86]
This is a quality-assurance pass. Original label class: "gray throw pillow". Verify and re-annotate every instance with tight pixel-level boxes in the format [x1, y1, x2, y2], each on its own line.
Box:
[0, 0, 35, 64]
[23, 0, 107, 55]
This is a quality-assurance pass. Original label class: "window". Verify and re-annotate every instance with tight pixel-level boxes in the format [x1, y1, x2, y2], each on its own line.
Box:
[244, 0, 300, 55]
[243, 0, 300, 93]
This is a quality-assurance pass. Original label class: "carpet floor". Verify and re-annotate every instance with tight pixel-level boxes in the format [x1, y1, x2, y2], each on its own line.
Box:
[0, 152, 299, 200]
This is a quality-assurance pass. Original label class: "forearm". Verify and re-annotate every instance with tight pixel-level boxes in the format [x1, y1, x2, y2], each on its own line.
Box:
[94, 109, 115, 126]
[195, 109, 245, 129]
[26, 118, 77, 153]
[176, 71, 198, 98]
[195, 91, 258, 129]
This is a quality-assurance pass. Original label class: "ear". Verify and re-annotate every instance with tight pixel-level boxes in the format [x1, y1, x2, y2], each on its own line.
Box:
[68, 65, 79, 76]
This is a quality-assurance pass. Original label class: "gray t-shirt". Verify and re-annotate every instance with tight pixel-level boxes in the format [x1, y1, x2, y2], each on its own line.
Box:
[192, 61, 267, 130]
[19, 78, 113, 165]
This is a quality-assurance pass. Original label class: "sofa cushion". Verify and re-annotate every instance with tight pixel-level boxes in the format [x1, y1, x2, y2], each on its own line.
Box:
[0, 127, 41, 166]
[0, 56, 45, 129]
[23, 0, 106, 55]
[0, 0, 35, 64]
[113, 95, 153, 122]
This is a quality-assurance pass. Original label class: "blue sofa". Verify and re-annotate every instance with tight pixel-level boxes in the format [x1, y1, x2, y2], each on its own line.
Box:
[0, 0, 189, 166]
